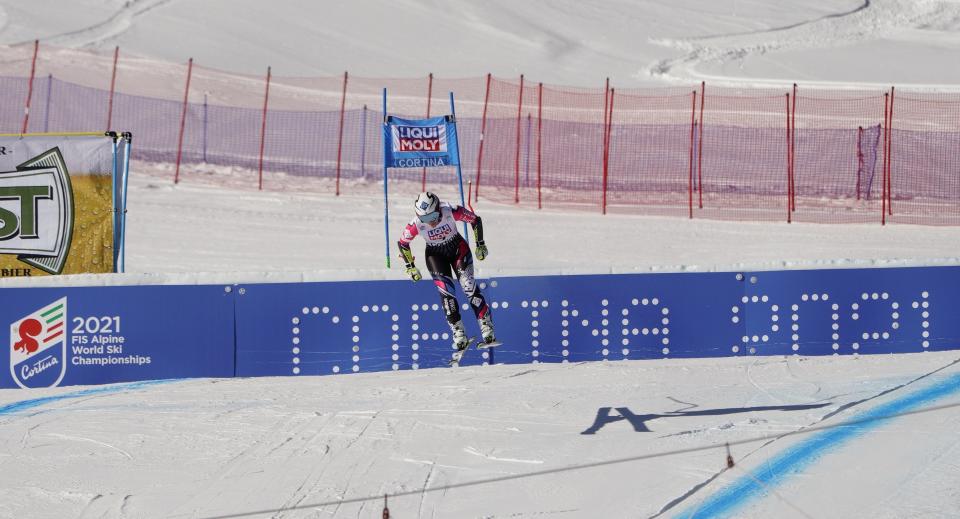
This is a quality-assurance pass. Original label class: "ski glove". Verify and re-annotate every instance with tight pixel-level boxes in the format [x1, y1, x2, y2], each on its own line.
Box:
[405, 264, 422, 282]
[398, 241, 420, 280]
[475, 241, 489, 261]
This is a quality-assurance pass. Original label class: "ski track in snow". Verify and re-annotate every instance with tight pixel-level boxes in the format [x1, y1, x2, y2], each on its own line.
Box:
[462, 446, 545, 464]
[647, 0, 960, 85]
[9, 0, 175, 48]
[44, 432, 133, 460]
[651, 354, 960, 516]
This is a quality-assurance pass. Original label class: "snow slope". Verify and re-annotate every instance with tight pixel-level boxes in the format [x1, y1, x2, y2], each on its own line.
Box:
[2, 2, 960, 518]
[2, 353, 960, 518]
[2, 0, 960, 88]
[3, 163, 960, 289]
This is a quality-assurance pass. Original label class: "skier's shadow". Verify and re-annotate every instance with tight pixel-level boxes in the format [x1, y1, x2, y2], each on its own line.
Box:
[581, 402, 831, 434]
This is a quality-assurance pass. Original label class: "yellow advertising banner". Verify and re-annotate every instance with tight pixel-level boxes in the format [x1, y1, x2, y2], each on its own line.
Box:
[0, 134, 115, 277]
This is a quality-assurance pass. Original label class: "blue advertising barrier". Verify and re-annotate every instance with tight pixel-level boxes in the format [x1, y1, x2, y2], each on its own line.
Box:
[1, 285, 236, 388]
[234, 280, 455, 375]
[234, 266, 960, 378]
[3, 266, 959, 388]
[738, 266, 956, 356]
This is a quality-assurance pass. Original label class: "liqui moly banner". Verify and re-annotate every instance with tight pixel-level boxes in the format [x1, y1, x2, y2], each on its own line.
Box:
[0, 134, 116, 277]
[383, 115, 461, 168]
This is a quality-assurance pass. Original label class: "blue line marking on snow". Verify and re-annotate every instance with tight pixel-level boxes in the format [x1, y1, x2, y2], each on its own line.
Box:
[676, 372, 960, 519]
[0, 379, 173, 417]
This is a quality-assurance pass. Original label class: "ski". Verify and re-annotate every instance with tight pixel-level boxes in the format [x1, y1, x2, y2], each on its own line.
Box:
[449, 336, 478, 366]
[450, 338, 502, 366]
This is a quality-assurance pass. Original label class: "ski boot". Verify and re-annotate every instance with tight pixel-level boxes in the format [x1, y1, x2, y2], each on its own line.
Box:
[450, 320, 470, 351]
[448, 320, 473, 366]
[479, 314, 496, 345]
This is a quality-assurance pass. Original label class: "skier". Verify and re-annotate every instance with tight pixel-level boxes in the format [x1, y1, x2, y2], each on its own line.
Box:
[398, 192, 496, 352]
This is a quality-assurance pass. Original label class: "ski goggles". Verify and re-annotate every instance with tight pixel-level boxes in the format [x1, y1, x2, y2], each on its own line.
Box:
[418, 211, 441, 223]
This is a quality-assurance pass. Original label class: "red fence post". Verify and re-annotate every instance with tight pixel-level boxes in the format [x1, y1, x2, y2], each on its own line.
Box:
[258, 66, 272, 191]
[887, 86, 894, 216]
[173, 57, 193, 184]
[856, 126, 864, 201]
[600, 77, 610, 214]
[514, 74, 524, 204]
[688, 90, 696, 219]
[474, 73, 491, 202]
[106, 46, 119, 131]
[882, 92, 889, 225]
[786, 92, 792, 223]
[791, 83, 797, 212]
[603, 78, 610, 152]
[602, 88, 614, 215]
[43, 73, 52, 133]
[335, 71, 348, 196]
[421, 72, 433, 192]
[537, 82, 543, 210]
[788, 92, 793, 215]
[21, 39, 39, 134]
[698, 81, 705, 208]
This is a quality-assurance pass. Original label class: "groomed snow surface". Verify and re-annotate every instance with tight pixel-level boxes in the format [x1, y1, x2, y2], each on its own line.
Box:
[2, 352, 960, 518]
[3, 0, 960, 517]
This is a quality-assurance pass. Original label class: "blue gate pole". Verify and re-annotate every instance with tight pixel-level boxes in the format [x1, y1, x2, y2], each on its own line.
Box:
[361, 104, 368, 178]
[119, 132, 133, 273]
[450, 92, 469, 245]
[383, 89, 391, 269]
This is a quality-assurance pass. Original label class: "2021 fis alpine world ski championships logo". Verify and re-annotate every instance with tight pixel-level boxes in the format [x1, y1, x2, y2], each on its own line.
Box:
[10, 298, 67, 389]
[0, 148, 75, 275]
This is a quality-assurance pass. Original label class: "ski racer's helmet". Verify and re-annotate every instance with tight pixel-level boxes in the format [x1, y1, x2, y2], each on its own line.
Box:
[415, 192, 441, 223]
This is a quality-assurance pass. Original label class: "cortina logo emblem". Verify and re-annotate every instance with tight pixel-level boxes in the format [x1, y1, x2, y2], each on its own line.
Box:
[9, 297, 68, 389]
[0, 148, 74, 274]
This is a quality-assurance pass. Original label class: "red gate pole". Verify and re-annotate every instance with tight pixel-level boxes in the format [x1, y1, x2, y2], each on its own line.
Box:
[688, 90, 696, 219]
[474, 73, 492, 202]
[257, 66, 272, 191]
[786, 92, 792, 223]
[887, 86, 894, 216]
[602, 88, 615, 215]
[173, 57, 194, 184]
[537, 82, 543, 210]
[791, 83, 797, 212]
[421, 72, 433, 192]
[882, 93, 889, 225]
[856, 126, 864, 201]
[21, 39, 39, 134]
[698, 80, 706, 208]
[467, 180, 474, 211]
[106, 46, 119, 131]
[513, 74, 524, 204]
[335, 71, 348, 196]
